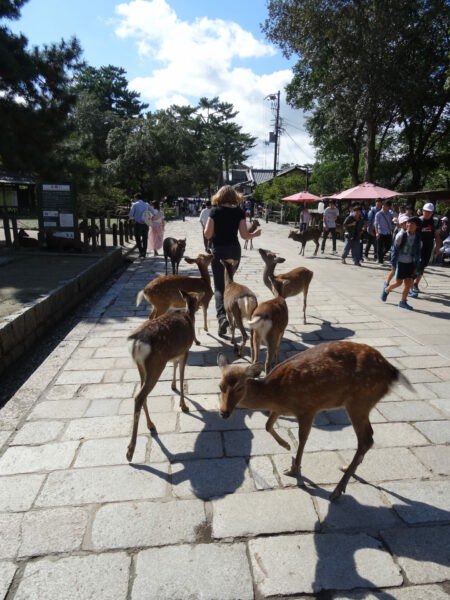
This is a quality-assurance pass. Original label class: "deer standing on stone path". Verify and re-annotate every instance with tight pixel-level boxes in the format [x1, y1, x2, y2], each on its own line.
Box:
[127, 291, 199, 461]
[136, 253, 213, 344]
[243, 219, 260, 250]
[163, 237, 186, 275]
[217, 340, 413, 500]
[222, 259, 258, 358]
[288, 228, 320, 256]
[259, 248, 313, 324]
[248, 279, 288, 373]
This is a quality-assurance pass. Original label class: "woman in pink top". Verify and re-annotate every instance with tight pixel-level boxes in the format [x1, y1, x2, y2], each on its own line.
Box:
[147, 201, 165, 256]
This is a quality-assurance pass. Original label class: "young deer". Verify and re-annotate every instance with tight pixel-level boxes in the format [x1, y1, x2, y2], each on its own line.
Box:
[259, 248, 313, 324]
[243, 219, 260, 250]
[217, 340, 412, 501]
[248, 281, 288, 373]
[136, 253, 213, 344]
[222, 259, 258, 358]
[127, 291, 199, 461]
[163, 237, 186, 275]
[288, 228, 320, 256]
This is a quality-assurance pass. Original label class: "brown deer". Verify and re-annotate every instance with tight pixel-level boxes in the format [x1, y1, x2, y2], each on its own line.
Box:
[222, 259, 258, 358]
[288, 228, 320, 256]
[163, 237, 186, 275]
[248, 281, 288, 373]
[259, 248, 313, 324]
[217, 340, 413, 501]
[136, 253, 213, 344]
[243, 219, 260, 250]
[127, 291, 199, 461]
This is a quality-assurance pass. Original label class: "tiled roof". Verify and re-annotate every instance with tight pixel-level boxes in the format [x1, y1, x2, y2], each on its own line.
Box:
[0, 172, 36, 185]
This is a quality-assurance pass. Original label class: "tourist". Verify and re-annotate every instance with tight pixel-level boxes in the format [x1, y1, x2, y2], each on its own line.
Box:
[147, 200, 165, 256]
[409, 203, 440, 297]
[199, 200, 212, 252]
[128, 193, 155, 258]
[375, 199, 394, 264]
[321, 199, 339, 254]
[341, 205, 363, 266]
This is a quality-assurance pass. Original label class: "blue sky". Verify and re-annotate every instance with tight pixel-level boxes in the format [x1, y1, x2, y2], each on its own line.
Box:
[9, 0, 314, 167]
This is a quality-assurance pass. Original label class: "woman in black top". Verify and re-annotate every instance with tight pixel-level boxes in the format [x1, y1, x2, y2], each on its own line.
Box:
[204, 186, 262, 336]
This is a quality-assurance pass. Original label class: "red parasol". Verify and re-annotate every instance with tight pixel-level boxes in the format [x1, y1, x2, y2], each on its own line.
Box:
[282, 191, 320, 202]
[331, 182, 399, 201]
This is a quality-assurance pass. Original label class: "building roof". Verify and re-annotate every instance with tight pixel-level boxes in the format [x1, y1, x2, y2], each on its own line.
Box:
[0, 172, 36, 186]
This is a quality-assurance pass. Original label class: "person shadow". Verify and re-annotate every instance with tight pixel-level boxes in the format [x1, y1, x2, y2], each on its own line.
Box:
[131, 395, 254, 500]
[304, 475, 450, 597]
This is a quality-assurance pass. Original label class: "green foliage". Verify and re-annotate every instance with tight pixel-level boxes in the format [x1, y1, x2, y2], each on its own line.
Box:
[264, 0, 450, 189]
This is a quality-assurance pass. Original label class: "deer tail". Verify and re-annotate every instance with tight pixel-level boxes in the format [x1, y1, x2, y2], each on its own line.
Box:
[136, 290, 145, 307]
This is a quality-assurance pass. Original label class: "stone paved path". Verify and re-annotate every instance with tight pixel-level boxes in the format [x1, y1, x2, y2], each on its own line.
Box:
[1, 216, 449, 599]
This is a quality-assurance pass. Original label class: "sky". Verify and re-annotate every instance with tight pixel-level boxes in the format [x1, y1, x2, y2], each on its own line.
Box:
[9, 0, 315, 168]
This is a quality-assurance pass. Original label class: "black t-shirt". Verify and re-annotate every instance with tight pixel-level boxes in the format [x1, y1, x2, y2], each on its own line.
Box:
[210, 206, 246, 247]
[420, 217, 436, 246]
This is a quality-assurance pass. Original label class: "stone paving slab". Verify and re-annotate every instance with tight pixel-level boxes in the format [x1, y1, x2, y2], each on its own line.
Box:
[248, 532, 403, 596]
[1, 217, 449, 597]
[14, 552, 130, 600]
[132, 543, 253, 600]
[333, 583, 450, 599]
[88, 498, 206, 551]
[381, 526, 450, 584]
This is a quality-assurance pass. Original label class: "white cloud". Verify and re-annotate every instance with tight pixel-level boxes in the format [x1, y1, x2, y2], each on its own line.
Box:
[114, 0, 315, 166]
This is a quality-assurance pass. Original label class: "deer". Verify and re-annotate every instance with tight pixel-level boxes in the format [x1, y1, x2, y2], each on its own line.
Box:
[163, 237, 186, 275]
[217, 340, 413, 501]
[248, 279, 288, 373]
[136, 253, 213, 345]
[259, 248, 313, 324]
[127, 291, 200, 462]
[288, 228, 320, 256]
[222, 259, 258, 358]
[14, 229, 39, 248]
[243, 219, 260, 250]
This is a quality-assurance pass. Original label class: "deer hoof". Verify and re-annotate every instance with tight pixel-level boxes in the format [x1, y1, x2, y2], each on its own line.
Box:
[171, 384, 177, 390]
[180, 403, 189, 413]
[329, 487, 344, 501]
[126, 447, 134, 462]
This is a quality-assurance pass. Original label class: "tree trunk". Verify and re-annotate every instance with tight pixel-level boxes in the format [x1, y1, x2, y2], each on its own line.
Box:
[364, 120, 377, 182]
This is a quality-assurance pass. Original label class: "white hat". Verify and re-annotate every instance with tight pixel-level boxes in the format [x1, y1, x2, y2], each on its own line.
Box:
[398, 213, 409, 224]
[443, 216, 448, 221]
[423, 202, 435, 212]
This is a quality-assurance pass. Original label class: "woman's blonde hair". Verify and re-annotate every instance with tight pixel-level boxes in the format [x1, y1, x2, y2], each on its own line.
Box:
[211, 185, 240, 207]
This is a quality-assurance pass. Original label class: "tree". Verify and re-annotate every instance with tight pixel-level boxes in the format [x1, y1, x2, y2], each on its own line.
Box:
[0, 0, 83, 176]
[263, 0, 450, 187]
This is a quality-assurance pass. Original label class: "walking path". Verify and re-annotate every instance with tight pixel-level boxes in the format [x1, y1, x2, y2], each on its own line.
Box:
[0, 217, 449, 599]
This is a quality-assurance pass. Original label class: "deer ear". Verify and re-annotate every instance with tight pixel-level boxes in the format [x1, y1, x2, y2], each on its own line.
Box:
[276, 257, 286, 263]
[179, 290, 188, 302]
[246, 362, 264, 378]
[217, 353, 228, 369]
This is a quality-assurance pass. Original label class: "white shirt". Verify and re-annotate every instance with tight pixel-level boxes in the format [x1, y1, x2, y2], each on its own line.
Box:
[199, 207, 212, 227]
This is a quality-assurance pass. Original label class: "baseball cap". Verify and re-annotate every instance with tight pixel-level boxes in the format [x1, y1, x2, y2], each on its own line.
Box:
[398, 214, 409, 224]
[423, 202, 435, 212]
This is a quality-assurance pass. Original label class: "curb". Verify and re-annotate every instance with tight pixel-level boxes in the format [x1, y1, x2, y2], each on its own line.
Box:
[0, 248, 124, 377]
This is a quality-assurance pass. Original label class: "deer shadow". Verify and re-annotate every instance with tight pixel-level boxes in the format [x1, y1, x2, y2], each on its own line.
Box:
[304, 476, 450, 597]
[131, 395, 254, 500]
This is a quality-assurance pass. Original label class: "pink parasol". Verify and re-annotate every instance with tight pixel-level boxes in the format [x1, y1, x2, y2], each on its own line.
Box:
[331, 182, 399, 201]
[282, 191, 320, 202]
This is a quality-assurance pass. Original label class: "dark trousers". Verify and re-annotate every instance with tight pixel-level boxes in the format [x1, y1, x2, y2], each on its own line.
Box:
[321, 227, 337, 251]
[134, 222, 149, 256]
[342, 238, 362, 264]
[211, 245, 241, 323]
[365, 233, 377, 259]
[377, 234, 392, 263]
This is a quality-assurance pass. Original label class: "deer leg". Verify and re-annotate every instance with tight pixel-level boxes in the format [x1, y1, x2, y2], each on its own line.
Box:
[127, 380, 153, 462]
[266, 412, 290, 450]
[171, 359, 178, 390]
[165, 256, 168, 275]
[314, 240, 319, 256]
[137, 363, 156, 432]
[302, 289, 308, 325]
[202, 302, 208, 333]
[178, 351, 189, 412]
[251, 329, 261, 364]
[232, 306, 247, 356]
[275, 333, 283, 366]
[330, 417, 374, 501]
[284, 415, 314, 477]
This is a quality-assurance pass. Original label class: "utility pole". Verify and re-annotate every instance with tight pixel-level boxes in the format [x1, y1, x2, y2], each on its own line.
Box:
[265, 91, 281, 178]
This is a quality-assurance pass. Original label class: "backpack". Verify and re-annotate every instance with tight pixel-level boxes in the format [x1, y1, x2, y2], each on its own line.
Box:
[142, 205, 153, 226]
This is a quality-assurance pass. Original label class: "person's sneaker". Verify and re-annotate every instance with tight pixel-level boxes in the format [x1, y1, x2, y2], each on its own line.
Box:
[332, 250, 337, 255]
[383, 281, 388, 289]
[408, 289, 419, 298]
[381, 289, 388, 302]
[321, 249, 324, 254]
[218, 319, 229, 337]
[399, 300, 414, 310]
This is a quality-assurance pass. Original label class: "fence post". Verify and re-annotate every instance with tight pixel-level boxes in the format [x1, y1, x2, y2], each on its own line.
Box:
[91, 217, 97, 251]
[119, 221, 124, 246]
[2, 212, 12, 247]
[11, 213, 18, 245]
[112, 223, 118, 246]
[99, 218, 106, 248]
[128, 220, 134, 240]
[106, 211, 111, 230]
[124, 220, 129, 243]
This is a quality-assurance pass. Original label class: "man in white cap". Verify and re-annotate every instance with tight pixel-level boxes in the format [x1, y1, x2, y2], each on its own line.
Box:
[409, 202, 440, 297]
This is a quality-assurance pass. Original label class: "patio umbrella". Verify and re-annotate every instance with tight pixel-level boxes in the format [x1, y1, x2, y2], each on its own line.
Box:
[331, 182, 399, 201]
[282, 191, 320, 202]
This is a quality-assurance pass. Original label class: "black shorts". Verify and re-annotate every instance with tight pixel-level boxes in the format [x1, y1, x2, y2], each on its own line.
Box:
[395, 262, 415, 280]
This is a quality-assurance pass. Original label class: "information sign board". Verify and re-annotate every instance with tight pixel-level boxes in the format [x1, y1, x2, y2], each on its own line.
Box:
[38, 183, 78, 243]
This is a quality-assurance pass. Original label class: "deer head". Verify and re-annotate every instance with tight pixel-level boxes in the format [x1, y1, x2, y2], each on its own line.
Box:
[217, 353, 263, 418]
